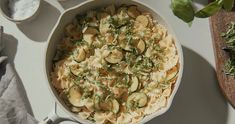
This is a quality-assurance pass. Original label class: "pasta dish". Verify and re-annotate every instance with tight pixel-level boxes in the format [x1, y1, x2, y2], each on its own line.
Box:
[51, 4, 179, 124]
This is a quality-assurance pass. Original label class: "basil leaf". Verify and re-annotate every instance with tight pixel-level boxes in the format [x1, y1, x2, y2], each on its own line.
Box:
[223, 0, 234, 11]
[195, 0, 223, 18]
[171, 0, 195, 23]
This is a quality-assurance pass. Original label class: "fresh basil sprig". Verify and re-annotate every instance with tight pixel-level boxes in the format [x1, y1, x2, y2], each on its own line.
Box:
[171, 0, 234, 24]
[195, 0, 223, 18]
[171, 0, 194, 23]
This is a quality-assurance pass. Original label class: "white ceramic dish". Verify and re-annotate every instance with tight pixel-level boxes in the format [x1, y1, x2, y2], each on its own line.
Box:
[44, 0, 184, 123]
[0, 0, 41, 24]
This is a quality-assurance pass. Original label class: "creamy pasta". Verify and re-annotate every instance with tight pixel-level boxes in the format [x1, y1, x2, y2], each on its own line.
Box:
[51, 4, 179, 124]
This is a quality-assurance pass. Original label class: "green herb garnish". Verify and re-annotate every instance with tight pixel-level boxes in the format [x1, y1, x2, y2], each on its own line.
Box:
[171, 0, 234, 24]
[221, 22, 235, 76]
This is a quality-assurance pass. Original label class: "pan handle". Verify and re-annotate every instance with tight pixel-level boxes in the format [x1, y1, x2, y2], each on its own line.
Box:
[38, 103, 80, 124]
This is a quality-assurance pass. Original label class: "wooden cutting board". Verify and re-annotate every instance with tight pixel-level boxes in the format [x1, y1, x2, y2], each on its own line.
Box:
[209, 9, 235, 108]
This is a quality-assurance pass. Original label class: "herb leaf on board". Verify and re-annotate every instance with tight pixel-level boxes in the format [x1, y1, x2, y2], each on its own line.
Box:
[195, 0, 223, 18]
[223, 0, 234, 11]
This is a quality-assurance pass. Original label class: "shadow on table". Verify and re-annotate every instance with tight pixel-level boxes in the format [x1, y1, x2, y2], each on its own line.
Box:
[17, 0, 60, 42]
[59, 0, 86, 10]
[1, 34, 17, 62]
[148, 46, 228, 124]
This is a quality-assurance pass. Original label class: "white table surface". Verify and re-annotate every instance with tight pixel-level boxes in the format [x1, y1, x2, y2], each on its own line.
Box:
[1, 0, 235, 124]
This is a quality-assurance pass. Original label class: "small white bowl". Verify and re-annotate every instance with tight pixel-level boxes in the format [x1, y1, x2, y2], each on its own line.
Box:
[0, 0, 41, 24]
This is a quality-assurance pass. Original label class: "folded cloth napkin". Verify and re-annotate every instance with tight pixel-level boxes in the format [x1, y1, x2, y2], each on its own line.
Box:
[0, 26, 38, 124]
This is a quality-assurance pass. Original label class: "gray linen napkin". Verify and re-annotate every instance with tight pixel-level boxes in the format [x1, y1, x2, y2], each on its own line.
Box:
[0, 26, 38, 124]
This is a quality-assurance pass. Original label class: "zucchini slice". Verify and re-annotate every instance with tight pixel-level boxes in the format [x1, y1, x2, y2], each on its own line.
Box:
[118, 33, 132, 52]
[83, 27, 98, 45]
[73, 48, 86, 63]
[69, 64, 80, 76]
[105, 49, 123, 64]
[112, 99, 120, 114]
[135, 15, 149, 28]
[127, 5, 140, 18]
[119, 42, 132, 52]
[105, 33, 115, 44]
[166, 66, 178, 81]
[136, 39, 145, 54]
[100, 101, 112, 111]
[83, 27, 98, 35]
[71, 107, 81, 113]
[129, 76, 139, 92]
[85, 98, 95, 112]
[68, 85, 83, 107]
[126, 92, 148, 109]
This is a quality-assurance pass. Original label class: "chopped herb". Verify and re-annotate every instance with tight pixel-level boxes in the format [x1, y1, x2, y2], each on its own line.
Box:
[82, 89, 92, 99]
[107, 44, 117, 50]
[132, 56, 153, 73]
[131, 47, 138, 55]
[96, 81, 106, 89]
[153, 44, 163, 52]
[124, 75, 130, 86]
[73, 75, 84, 85]
[224, 59, 235, 76]
[221, 21, 235, 76]
[71, 39, 85, 46]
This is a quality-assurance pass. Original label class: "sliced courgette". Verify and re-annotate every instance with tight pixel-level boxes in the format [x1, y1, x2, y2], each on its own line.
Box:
[119, 40, 132, 52]
[105, 33, 114, 44]
[94, 95, 115, 112]
[71, 107, 81, 113]
[83, 27, 98, 45]
[68, 85, 83, 107]
[127, 5, 140, 18]
[129, 76, 139, 92]
[126, 92, 148, 109]
[135, 15, 149, 28]
[137, 80, 142, 90]
[166, 66, 178, 81]
[100, 99, 113, 111]
[112, 99, 120, 114]
[69, 64, 80, 76]
[73, 48, 86, 63]
[105, 49, 123, 64]
[136, 39, 145, 54]
[83, 27, 98, 35]
[85, 98, 95, 112]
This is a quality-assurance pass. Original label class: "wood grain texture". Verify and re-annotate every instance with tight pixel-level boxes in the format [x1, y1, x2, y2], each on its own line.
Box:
[0, 26, 3, 49]
[209, 9, 235, 108]
[0, 26, 3, 41]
